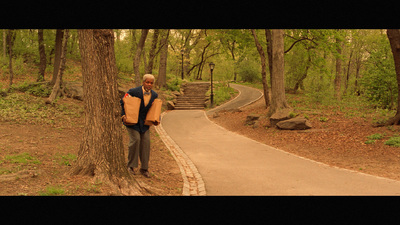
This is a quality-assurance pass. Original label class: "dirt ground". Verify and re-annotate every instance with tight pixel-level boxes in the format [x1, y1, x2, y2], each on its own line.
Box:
[2, 79, 400, 195]
[0, 96, 183, 196]
[209, 96, 400, 182]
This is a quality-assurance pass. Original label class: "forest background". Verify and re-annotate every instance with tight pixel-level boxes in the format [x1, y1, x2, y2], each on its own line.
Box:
[1, 29, 396, 111]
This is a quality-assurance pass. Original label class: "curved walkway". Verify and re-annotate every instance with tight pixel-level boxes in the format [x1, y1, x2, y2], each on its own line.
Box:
[157, 83, 400, 195]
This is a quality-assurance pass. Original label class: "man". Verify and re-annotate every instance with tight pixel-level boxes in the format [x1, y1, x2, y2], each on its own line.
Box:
[120, 74, 158, 178]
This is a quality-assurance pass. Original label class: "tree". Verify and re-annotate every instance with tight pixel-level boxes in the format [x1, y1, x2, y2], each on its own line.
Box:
[145, 29, 159, 74]
[156, 29, 169, 88]
[50, 29, 64, 85]
[334, 31, 343, 101]
[45, 29, 69, 104]
[384, 29, 400, 126]
[133, 29, 149, 87]
[70, 29, 144, 195]
[6, 29, 15, 91]
[251, 29, 270, 108]
[37, 29, 46, 82]
[267, 29, 291, 117]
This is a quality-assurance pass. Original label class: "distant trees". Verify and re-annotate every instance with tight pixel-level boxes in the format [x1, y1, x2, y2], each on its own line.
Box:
[2, 29, 400, 127]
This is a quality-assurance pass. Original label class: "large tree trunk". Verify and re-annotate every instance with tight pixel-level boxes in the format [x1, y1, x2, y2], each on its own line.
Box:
[37, 29, 46, 82]
[51, 29, 64, 85]
[156, 29, 169, 88]
[267, 29, 291, 117]
[133, 29, 149, 87]
[384, 29, 400, 126]
[251, 29, 270, 108]
[46, 29, 69, 104]
[70, 29, 144, 195]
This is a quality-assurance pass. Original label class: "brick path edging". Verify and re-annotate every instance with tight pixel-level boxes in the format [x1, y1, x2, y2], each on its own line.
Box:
[154, 112, 206, 196]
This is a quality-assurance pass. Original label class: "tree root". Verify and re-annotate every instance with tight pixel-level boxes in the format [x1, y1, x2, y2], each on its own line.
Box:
[373, 113, 400, 127]
[0, 170, 40, 182]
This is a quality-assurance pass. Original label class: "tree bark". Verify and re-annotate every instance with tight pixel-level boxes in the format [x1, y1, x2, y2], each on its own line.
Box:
[384, 29, 400, 126]
[46, 30, 69, 104]
[70, 29, 144, 195]
[251, 29, 270, 108]
[156, 29, 169, 88]
[265, 29, 273, 88]
[2, 30, 5, 63]
[6, 29, 14, 90]
[51, 29, 64, 85]
[37, 29, 46, 82]
[145, 29, 159, 74]
[133, 29, 149, 87]
[267, 29, 291, 117]
[334, 33, 342, 101]
[292, 49, 312, 93]
[343, 49, 353, 96]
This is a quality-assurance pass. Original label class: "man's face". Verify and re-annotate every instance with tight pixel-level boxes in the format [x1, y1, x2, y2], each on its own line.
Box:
[143, 78, 154, 92]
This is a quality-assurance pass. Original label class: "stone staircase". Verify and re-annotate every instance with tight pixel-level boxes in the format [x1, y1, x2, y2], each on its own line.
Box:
[174, 82, 210, 110]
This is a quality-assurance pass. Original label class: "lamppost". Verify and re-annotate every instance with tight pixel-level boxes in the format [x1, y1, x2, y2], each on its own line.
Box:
[209, 62, 215, 107]
[181, 49, 184, 80]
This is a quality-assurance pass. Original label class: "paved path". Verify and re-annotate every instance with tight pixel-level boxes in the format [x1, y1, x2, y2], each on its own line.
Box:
[159, 83, 400, 195]
[206, 83, 263, 115]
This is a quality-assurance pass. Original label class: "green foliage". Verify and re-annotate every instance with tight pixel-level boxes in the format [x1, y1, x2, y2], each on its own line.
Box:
[166, 74, 182, 92]
[319, 117, 328, 122]
[384, 136, 400, 147]
[27, 84, 52, 97]
[54, 153, 77, 166]
[367, 133, 385, 140]
[360, 33, 396, 109]
[5, 152, 41, 165]
[211, 82, 237, 106]
[39, 185, 65, 196]
[0, 92, 83, 125]
[236, 59, 261, 83]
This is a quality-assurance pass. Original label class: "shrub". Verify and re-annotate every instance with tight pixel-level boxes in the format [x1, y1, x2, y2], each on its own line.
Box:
[384, 136, 400, 147]
[367, 133, 385, 140]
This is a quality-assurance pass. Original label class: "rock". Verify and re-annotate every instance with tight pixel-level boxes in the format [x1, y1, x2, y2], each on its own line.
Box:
[172, 90, 181, 97]
[269, 108, 292, 127]
[167, 101, 175, 110]
[245, 114, 260, 126]
[212, 112, 220, 118]
[276, 117, 312, 130]
[63, 81, 84, 101]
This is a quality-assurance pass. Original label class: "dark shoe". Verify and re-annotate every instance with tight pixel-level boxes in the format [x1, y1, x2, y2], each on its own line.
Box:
[128, 167, 136, 175]
[140, 169, 150, 178]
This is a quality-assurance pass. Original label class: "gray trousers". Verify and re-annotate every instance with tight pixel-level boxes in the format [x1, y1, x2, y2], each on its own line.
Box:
[126, 127, 150, 170]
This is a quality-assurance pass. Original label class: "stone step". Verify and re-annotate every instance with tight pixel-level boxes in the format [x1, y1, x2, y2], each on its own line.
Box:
[174, 106, 205, 110]
[174, 82, 210, 110]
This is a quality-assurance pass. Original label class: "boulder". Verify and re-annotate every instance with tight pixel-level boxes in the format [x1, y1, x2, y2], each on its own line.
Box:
[269, 108, 292, 127]
[245, 114, 260, 126]
[63, 81, 84, 101]
[276, 117, 312, 130]
[167, 101, 175, 110]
